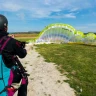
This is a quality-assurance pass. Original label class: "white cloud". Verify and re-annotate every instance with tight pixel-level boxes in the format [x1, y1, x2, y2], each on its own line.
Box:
[44, 0, 52, 5]
[69, 8, 79, 12]
[0, 0, 95, 18]
[92, 12, 96, 16]
[87, 23, 96, 26]
[75, 23, 96, 33]
[49, 13, 76, 19]
[64, 13, 76, 18]
[16, 13, 25, 20]
[0, 2, 22, 11]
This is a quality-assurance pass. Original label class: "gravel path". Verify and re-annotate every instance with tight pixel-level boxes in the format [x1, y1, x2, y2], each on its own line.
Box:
[14, 44, 76, 96]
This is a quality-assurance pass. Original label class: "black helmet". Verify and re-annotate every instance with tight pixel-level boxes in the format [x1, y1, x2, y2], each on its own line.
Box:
[0, 14, 8, 31]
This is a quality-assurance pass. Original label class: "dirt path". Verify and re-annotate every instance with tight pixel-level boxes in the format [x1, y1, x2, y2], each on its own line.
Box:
[15, 44, 76, 96]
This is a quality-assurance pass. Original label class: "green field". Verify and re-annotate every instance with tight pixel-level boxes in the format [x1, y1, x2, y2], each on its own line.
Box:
[36, 44, 96, 96]
[9, 33, 39, 42]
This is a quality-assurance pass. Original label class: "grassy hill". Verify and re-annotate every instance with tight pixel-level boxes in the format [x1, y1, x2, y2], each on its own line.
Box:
[36, 44, 96, 96]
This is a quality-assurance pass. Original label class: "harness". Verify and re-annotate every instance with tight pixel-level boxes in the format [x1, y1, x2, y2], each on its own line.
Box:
[0, 36, 29, 96]
[0, 36, 13, 94]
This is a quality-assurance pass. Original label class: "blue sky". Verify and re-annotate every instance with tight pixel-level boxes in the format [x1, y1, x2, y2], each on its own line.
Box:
[0, 0, 96, 33]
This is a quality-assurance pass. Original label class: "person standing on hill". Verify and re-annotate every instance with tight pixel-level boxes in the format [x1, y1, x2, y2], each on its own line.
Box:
[0, 14, 28, 96]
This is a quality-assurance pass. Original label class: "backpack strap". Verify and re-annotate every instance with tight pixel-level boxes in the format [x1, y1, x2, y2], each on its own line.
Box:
[0, 36, 11, 52]
[1, 37, 11, 51]
[0, 36, 11, 94]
